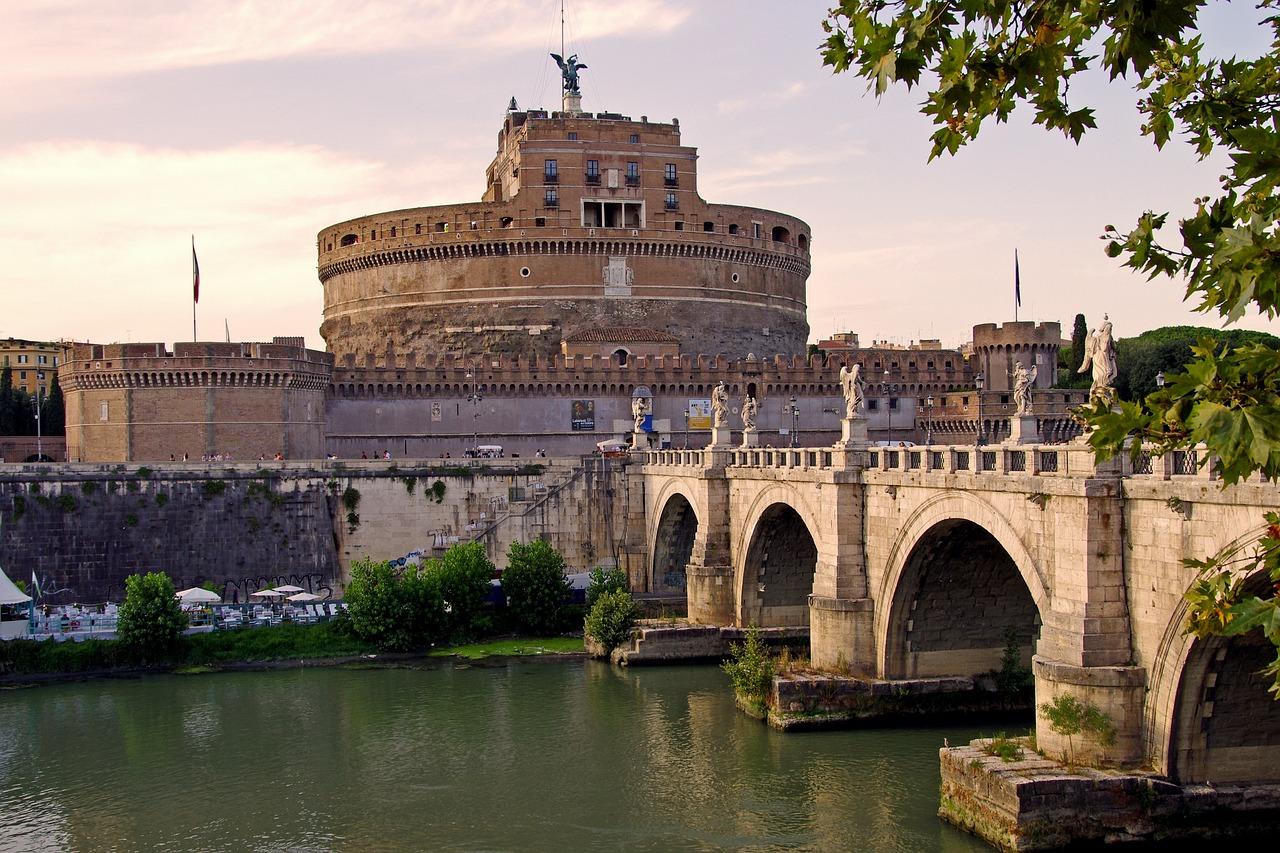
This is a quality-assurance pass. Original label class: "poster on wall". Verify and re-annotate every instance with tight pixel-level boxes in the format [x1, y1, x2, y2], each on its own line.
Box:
[687, 399, 712, 430]
[571, 399, 595, 431]
[431, 401, 442, 422]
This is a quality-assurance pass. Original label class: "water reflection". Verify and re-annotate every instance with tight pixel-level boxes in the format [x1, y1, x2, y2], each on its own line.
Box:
[0, 662, 990, 852]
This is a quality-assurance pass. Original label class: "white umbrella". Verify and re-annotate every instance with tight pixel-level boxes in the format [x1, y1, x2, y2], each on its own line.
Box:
[273, 584, 305, 594]
[176, 587, 222, 603]
[250, 589, 285, 598]
[286, 592, 322, 602]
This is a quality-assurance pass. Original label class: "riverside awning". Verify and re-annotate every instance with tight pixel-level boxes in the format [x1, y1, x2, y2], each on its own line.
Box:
[0, 567, 32, 605]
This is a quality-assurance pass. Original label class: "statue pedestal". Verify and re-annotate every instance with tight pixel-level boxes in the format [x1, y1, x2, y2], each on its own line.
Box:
[833, 417, 869, 448]
[741, 430, 759, 448]
[1007, 415, 1040, 445]
[562, 92, 583, 114]
[708, 426, 732, 448]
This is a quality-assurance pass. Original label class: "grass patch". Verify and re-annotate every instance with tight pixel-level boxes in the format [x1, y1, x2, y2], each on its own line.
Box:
[431, 636, 584, 659]
[184, 622, 375, 664]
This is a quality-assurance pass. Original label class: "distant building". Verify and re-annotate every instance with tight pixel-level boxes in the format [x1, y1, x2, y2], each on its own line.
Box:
[1, 338, 60, 397]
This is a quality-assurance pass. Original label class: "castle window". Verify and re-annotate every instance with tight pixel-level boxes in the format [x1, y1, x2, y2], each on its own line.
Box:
[702, 221, 714, 232]
[18, 371, 26, 380]
[889, 398, 899, 411]
[544, 188, 559, 208]
[520, 267, 531, 277]
[585, 159, 600, 184]
[798, 233, 808, 249]
[18, 355, 27, 364]
[326, 243, 331, 251]
[770, 225, 790, 243]
[500, 216, 514, 228]
[99, 401, 108, 421]
[435, 222, 447, 232]
[371, 229, 377, 239]
[927, 361, 934, 369]
[664, 163, 678, 187]
[568, 132, 578, 141]
[752, 222, 762, 239]
[534, 217, 546, 227]
[626, 161, 639, 186]
[629, 133, 639, 144]
[945, 360, 952, 369]
[544, 159, 558, 182]
[674, 221, 684, 231]
[340, 234, 358, 246]
[390, 227, 397, 238]
[37, 355, 46, 364]
[730, 272, 740, 284]
[868, 399, 878, 411]
[1000, 394, 1010, 405]
[728, 223, 739, 235]
[614, 349, 629, 366]
[415, 224, 422, 235]
[665, 193, 678, 211]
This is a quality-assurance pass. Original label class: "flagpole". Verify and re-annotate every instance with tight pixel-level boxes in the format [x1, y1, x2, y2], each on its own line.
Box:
[191, 235, 199, 342]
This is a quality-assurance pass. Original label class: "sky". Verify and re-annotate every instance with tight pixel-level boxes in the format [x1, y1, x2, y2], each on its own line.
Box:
[1, 0, 1274, 351]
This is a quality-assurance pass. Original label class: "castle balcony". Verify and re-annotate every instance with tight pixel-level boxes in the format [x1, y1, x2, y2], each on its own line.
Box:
[664, 177, 679, 188]
[625, 175, 640, 187]
[543, 172, 558, 184]
[585, 173, 601, 186]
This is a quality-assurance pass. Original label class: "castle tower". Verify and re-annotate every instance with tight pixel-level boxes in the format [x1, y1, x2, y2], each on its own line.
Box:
[970, 322, 1061, 392]
[317, 103, 811, 361]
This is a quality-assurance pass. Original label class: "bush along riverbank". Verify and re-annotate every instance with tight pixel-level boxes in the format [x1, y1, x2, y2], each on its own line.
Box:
[1, 541, 588, 681]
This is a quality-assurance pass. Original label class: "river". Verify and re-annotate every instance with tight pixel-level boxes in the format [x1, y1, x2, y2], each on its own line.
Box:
[0, 660, 996, 852]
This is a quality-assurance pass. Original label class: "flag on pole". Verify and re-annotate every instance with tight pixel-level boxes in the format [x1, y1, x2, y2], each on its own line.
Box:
[225, 318, 230, 343]
[1014, 249, 1022, 309]
[31, 570, 42, 600]
[192, 236, 200, 304]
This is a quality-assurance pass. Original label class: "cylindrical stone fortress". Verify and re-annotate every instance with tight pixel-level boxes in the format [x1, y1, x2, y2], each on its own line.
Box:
[318, 110, 811, 360]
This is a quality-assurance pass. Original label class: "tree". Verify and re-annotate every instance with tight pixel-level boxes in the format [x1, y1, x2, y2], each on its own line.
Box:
[43, 373, 65, 436]
[1071, 314, 1088, 373]
[584, 588, 639, 655]
[501, 539, 571, 635]
[427, 542, 495, 640]
[116, 571, 188, 661]
[822, 1, 1280, 693]
[0, 366, 14, 435]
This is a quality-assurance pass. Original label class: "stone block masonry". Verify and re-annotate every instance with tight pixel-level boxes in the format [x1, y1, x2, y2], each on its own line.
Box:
[0, 458, 635, 603]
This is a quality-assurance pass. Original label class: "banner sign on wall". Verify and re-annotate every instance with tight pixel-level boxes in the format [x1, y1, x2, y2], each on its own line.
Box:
[431, 401, 442, 422]
[571, 399, 595, 431]
[687, 398, 712, 430]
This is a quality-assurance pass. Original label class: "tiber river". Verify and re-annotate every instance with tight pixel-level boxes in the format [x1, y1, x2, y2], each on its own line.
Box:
[0, 661, 994, 852]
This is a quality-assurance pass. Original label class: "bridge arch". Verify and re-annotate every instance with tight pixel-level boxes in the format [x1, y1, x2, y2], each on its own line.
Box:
[651, 492, 699, 593]
[877, 491, 1048, 678]
[646, 480, 705, 594]
[1146, 524, 1280, 783]
[736, 489, 823, 628]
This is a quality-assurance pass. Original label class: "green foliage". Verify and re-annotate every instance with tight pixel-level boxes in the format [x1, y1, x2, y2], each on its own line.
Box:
[1113, 326, 1279, 400]
[584, 589, 639, 652]
[182, 621, 374, 663]
[982, 732, 1024, 762]
[501, 539, 571, 635]
[124, 513, 138, 527]
[11, 495, 25, 519]
[135, 466, 153, 479]
[807, 342, 829, 365]
[342, 557, 446, 652]
[55, 494, 76, 513]
[821, 0, 1280, 697]
[155, 492, 168, 507]
[585, 566, 628, 608]
[402, 475, 417, 495]
[430, 480, 446, 502]
[427, 542, 495, 641]
[342, 485, 361, 512]
[993, 628, 1033, 693]
[201, 479, 226, 499]
[81, 481, 97, 495]
[126, 480, 140, 492]
[722, 625, 775, 710]
[1071, 314, 1088, 375]
[116, 572, 188, 661]
[1039, 694, 1117, 766]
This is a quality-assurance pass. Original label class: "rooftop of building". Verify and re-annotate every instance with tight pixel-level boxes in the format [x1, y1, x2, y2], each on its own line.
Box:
[563, 327, 680, 344]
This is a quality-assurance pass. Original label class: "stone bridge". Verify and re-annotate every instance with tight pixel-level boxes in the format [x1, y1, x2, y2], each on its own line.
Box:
[635, 442, 1280, 785]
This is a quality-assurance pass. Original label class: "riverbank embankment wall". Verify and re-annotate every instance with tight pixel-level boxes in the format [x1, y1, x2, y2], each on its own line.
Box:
[0, 458, 636, 603]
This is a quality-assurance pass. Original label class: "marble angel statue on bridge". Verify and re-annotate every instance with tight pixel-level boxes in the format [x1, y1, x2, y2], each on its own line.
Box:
[839, 363, 864, 418]
[1077, 315, 1118, 406]
[1012, 362, 1038, 415]
[741, 395, 759, 432]
[711, 381, 729, 428]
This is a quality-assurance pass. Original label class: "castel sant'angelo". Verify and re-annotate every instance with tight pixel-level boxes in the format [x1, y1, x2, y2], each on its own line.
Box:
[60, 57, 1079, 462]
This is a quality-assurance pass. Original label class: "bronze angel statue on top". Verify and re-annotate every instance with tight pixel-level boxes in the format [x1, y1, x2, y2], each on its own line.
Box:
[551, 53, 587, 95]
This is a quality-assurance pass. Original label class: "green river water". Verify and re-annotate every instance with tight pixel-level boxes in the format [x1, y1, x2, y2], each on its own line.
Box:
[0, 660, 997, 852]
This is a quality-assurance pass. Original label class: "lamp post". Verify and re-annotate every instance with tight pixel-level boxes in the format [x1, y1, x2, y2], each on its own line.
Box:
[788, 396, 800, 447]
[975, 373, 985, 445]
[682, 409, 689, 449]
[32, 385, 43, 461]
[1155, 371, 1165, 390]
[882, 369, 896, 442]
[924, 394, 934, 446]
[466, 369, 483, 452]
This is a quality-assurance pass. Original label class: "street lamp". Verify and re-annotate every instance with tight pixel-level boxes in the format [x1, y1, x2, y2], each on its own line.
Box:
[1155, 371, 1166, 389]
[32, 385, 43, 461]
[682, 409, 689, 449]
[882, 369, 896, 442]
[924, 395, 934, 446]
[466, 369, 483, 452]
[974, 373, 985, 445]
[788, 396, 799, 447]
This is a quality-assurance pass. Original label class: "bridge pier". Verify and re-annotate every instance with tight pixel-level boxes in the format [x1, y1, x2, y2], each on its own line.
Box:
[808, 595, 875, 673]
[1033, 657, 1147, 765]
[686, 562, 735, 624]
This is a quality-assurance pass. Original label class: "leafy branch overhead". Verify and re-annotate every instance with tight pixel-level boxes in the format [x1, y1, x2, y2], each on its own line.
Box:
[822, 1, 1280, 692]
